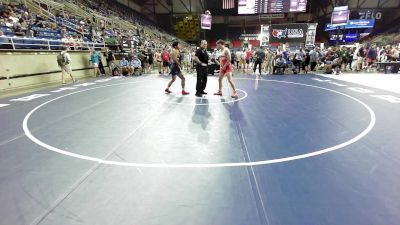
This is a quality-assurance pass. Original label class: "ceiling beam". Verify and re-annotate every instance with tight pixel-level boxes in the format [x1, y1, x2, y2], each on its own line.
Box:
[156, 0, 172, 13]
[358, 0, 369, 8]
[378, 0, 392, 8]
[199, 0, 205, 12]
[177, 0, 191, 13]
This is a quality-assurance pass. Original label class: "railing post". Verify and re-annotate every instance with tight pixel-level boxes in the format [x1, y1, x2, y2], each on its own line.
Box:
[10, 37, 15, 50]
[48, 40, 51, 50]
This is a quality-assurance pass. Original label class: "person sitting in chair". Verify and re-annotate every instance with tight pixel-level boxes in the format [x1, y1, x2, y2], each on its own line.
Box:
[130, 55, 142, 76]
[120, 57, 132, 76]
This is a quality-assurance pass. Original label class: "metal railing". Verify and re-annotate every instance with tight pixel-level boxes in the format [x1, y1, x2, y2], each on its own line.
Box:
[0, 36, 106, 51]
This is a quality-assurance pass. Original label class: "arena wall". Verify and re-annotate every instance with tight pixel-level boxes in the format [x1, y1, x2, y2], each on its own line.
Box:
[0, 51, 102, 92]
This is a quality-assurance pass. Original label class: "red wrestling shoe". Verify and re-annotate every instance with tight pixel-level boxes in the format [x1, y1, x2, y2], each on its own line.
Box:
[165, 88, 172, 94]
[182, 90, 190, 95]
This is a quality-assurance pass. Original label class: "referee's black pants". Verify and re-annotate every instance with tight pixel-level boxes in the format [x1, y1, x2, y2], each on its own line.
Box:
[196, 66, 208, 94]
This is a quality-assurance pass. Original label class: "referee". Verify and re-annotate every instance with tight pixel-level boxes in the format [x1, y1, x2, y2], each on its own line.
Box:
[194, 40, 209, 97]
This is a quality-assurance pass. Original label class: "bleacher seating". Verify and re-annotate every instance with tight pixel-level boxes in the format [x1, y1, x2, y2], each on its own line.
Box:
[0, 0, 187, 51]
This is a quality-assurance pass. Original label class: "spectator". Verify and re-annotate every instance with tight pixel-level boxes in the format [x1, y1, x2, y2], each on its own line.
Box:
[25, 25, 34, 38]
[389, 45, 399, 61]
[356, 45, 365, 71]
[378, 46, 386, 62]
[309, 47, 319, 72]
[73, 35, 81, 50]
[0, 30, 12, 49]
[147, 49, 154, 73]
[273, 54, 286, 75]
[245, 48, 252, 71]
[366, 45, 377, 72]
[264, 48, 274, 74]
[183, 49, 192, 73]
[120, 57, 131, 76]
[304, 49, 310, 74]
[130, 55, 142, 75]
[57, 46, 76, 85]
[332, 54, 342, 75]
[90, 48, 101, 77]
[138, 50, 147, 74]
[238, 49, 246, 73]
[96, 49, 106, 75]
[154, 49, 162, 74]
[161, 48, 170, 74]
[293, 47, 305, 74]
[105, 47, 116, 75]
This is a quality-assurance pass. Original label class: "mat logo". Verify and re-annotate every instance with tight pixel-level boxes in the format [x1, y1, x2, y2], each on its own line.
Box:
[272, 29, 287, 39]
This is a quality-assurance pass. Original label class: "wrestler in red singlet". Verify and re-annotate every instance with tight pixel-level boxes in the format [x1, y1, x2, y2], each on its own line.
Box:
[214, 39, 238, 98]
[220, 54, 233, 75]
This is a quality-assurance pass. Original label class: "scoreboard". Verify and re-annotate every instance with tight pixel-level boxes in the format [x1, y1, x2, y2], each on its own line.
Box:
[238, 0, 307, 14]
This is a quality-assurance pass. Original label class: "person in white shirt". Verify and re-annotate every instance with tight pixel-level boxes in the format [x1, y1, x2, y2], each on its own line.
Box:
[57, 46, 76, 85]
[293, 47, 305, 74]
[276, 46, 284, 56]
[130, 55, 142, 75]
[309, 47, 320, 71]
[273, 54, 286, 74]
[235, 50, 242, 70]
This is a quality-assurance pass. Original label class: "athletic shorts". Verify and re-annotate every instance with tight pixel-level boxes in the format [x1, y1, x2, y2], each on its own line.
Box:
[163, 61, 169, 67]
[170, 65, 181, 76]
[246, 59, 250, 64]
[93, 63, 99, 68]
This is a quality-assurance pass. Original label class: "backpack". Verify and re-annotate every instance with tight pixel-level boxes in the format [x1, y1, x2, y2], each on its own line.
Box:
[162, 51, 169, 62]
[57, 52, 66, 66]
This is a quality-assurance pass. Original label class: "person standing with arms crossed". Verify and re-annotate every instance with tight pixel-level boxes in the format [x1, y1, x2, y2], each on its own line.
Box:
[194, 40, 209, 97]
[165, 41, 190, 95]
[214, 40, 238, 99]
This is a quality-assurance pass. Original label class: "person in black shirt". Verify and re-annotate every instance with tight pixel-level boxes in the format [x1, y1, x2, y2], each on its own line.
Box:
[105, 47, 116, 75]
[194, 40, 209, 97]
[253, 48, 265, 76]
